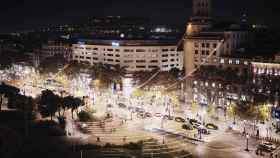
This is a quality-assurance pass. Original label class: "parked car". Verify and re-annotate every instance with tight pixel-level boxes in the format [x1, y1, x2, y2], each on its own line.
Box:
[189, 119, 202, 128]
[145, 112, 152, 118]
[175, 117, 186, 123]
[107, 104, 113, 108]
[163, 115, 174, 120]
[154, 113, 162, 118]
[206, 123, 219, 130]
[135, 107, 145, 113]
[118, 103, 127, 109]
[189, 119, 202, 125]
[128, 106, 136, 113]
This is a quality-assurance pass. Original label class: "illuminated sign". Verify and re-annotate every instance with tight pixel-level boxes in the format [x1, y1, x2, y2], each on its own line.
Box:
[112, 42, 120, 47]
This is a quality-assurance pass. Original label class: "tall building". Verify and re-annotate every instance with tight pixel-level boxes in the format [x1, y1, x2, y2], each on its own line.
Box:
[183, 0, 251, 102]
[187, 0, 212, 36]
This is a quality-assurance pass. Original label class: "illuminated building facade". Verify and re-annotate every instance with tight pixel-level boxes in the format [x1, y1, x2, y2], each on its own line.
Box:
[41, 40, 72, 60]
[71, 39, 183, 72]
[184, 0, 251, 75]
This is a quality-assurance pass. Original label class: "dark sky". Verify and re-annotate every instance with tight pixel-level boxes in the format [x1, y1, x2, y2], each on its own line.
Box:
[1, 0, 280, 32]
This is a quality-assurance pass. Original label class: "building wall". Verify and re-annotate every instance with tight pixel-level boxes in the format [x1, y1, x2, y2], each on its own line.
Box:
[41, 43, 72, 60]
[71, 44, 183, 72]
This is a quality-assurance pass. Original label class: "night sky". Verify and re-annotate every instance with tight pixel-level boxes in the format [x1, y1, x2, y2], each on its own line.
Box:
[1, 0, 280, 32]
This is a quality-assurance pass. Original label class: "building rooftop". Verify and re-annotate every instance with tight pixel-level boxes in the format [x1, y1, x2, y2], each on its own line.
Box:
[73, 39, 179, 47]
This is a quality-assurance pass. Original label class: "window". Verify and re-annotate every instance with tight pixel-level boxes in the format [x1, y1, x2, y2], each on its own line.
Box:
[124, 49, 133, 52]
[162, 65, 168, 68]
[229, 59, 233, 64]
[136, 49, 146, 52]
[86, 57, 91, 59]
[93, 57, 98, 60]
[107, 54, 113, 56]
[80, 56, 84, 59]
[148, 66, 158, 69]
[150, 60, 158, 63]
[244, 61, 248, 65]
[194, 43, 199, 48]
[201, 43, 205, 48]
[170, 64, 174, 67]
[202, 50, 205, 55]
[206, 51, 209, 55]
[115, 49, 120, 52]
[162, 54, 168, 57]
[236, 60, 240, 65]
[162, 59, 168, 62]
[124, 60, 133, 63]
[162, 49, 169, 52]
[136, 65, 146, 68]
[170, 59, 175, 62]
[107, 59, 114, 62]
[220, 59, 225, 64]
[136, 60, 146, 63]
[213, 43, 217, 48]
[115, 54, 120, 57]
[213, 51, 217, 56]
[206, 43, 210, 48]
[116, 60, 120, 62]
[195, 50, 199, 55]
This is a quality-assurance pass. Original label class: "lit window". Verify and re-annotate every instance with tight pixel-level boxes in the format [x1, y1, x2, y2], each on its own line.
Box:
[220, 59, 225, 64]
[236, 60, 240, 64]
[229, 60, 233, 64]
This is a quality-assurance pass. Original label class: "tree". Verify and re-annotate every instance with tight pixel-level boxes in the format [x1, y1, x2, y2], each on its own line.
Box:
[38, 89, 60, 120]
[62, 96, 84, 119]
[0, 82, 20, 110]
[169, 67, 180, 79]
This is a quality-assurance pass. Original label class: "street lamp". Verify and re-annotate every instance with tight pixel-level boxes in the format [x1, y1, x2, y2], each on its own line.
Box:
[245, 134, 249, 151]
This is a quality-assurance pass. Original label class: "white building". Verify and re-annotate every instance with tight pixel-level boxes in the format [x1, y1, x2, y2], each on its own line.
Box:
[71, 39, 183, 72]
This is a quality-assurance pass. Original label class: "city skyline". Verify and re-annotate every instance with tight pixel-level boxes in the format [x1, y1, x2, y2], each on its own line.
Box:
[1, 0, 280, 32]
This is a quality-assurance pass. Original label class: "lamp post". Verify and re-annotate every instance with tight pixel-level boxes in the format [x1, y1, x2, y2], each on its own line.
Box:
[245, 134, 249, 151]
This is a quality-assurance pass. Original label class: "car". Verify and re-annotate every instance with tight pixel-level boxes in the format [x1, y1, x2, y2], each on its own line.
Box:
[145, 112, 152, 118]
[258, 142, 277, 152]
[175, 117, 186, 123]
[163, 115, 174, 120]
[135, 107, 145, 113]
[154, 113, 162, 117]
[137, 113, 145, 118]
[206, 123, 219, 130]
[128, 106, 136, 112]
[189, 119, 202, 125]
[118, 103, 127, 109]
[182, 124, 194, 130]
[107, 104, 113, 108]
